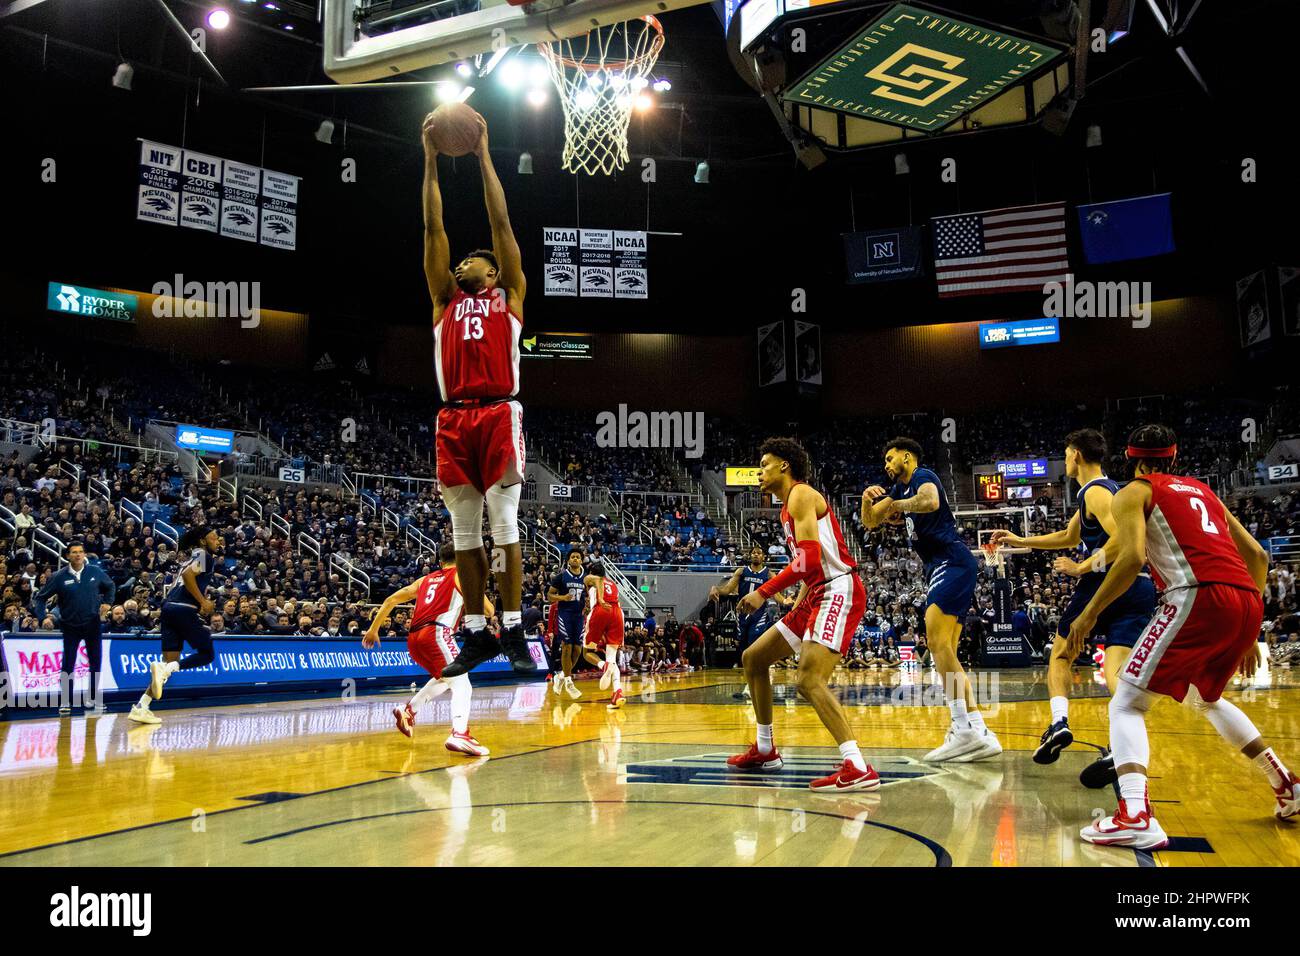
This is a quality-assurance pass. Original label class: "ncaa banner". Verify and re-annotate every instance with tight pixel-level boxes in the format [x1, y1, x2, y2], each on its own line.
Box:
[579, 228, 614, 298]
[543, 226, 578, 296]
[260, 168, 300, 251]
[180, 149, 223, 233]
[843, 226, 924, 283]
[221, 160, 261, 242]
[136, 139, 181, 226]
[613, 230, 648, 300]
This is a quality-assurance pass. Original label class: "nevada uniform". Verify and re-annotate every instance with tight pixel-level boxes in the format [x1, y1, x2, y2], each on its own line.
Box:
[890, 467, 976, 619]
[1124, 474, 1263, 703]
[585, 578, 625, 648]
[434, 287, 525, 493]
[407, 566, 464, 679]
[160, 549, 215, 666]
[552, 568, 586, 645]
[773, 483, 866, 657]
[736, 566, 773, 653]
[1058, 477, 1157, 649]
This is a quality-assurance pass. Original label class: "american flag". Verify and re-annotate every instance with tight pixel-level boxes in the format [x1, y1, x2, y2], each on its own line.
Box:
[931, 201, 1069, 298]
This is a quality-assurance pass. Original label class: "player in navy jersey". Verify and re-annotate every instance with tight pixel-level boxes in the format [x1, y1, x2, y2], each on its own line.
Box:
[546, 549, 588, 700]
[128, 526, 222, 725]
[710, 547, 792, 699]
[990, 428, 1156, 786]
[863, 437, 1003, 762]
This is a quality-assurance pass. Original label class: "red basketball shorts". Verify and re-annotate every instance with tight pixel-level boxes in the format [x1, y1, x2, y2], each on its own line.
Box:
[775, 574, 866, 657]
[1121, 583, 1263, 703]
[435, 400, 525, 494]
[408, 624, 460, 679]
[585, 604, 625, 648]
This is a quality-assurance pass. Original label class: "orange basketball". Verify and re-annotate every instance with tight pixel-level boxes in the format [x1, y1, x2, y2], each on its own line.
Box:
[425, 102, 484, 157]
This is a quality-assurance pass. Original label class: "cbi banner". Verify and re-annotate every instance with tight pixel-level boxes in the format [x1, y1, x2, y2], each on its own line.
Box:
[180, 150, 223, 233]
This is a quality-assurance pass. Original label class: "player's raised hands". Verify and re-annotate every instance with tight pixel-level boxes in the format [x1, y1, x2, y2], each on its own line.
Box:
[421, 112, 438, 154]
[472, 113, 489, 158]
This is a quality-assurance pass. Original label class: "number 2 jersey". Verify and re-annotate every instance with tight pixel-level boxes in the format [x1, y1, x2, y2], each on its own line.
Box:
[434, 286, 521, 402]
[1136, 473, 1257, 594]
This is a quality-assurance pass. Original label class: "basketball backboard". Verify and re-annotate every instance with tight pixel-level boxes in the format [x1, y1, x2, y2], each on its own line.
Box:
[322, 0, 705, 83]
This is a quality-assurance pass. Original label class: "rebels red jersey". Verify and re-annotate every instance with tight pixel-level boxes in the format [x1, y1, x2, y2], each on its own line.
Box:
[434, 287, 521, 402]
[410, 566, 464, 635]
[779, 482, 856, 585]
[1138, 473, 1257, 593]
[588, 577, 618, 608]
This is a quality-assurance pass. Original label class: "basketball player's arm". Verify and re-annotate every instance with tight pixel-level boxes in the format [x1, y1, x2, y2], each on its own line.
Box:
[709, 567, 744, 601]
[546, 581, 573, 602]
[32, 571, 60, 620]
[363, 581, 420, 647]
[1056, 488, 1118, 576]
[739, 486, 822, 613]
[990, 513, 1080, 551]
[421, 120, 457, 314]
[181, 565, 212, 614]
[1224, 507, 1270, 594]
[474, 119, 526, 311]
[583, 575, 607, 607]
[890, 482, 939, 515]
[861, 486, 894, 530]
[1069, 483, 1149, 640]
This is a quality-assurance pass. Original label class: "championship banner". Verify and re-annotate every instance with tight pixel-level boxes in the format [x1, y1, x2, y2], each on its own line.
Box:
[136, 139, 181, 226]
[1280, 266, 1300, 337]
[180, 150, 222, 233]
[794, 320, 822, 385]
[1237, 270, 1271, 348]
[579, 228, 614, 297]
[543, 226, 579, 296]
[843, 226, 924, 284]
[613, 230, 648, 299]
[260, 168, 300, 251]
[221, 160, 262, 242]
[757, 321, 786, 386]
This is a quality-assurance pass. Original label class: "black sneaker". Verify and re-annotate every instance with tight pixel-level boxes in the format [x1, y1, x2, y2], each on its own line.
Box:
[1080, 751, 1117, 789]
[499, 623, 538, 674]
[442, 627, 502, 678]
[1032, 718, 1073, 765]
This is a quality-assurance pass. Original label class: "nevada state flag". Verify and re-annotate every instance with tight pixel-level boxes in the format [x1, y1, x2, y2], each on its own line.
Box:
[1076, 193, 1175, 264]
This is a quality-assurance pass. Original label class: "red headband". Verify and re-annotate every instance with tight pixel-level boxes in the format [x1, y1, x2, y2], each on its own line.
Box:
[1126, 444, 1177, 459]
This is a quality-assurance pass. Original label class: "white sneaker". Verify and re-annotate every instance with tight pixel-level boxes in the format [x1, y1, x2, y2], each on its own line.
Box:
[951, 727, 1003, 762]
[1080, 808, 1169, 850]
[924, 724, 985, 762]
[129, 705, 161, 725]
[599, 662, 615, 691]
[565, 677, 582, 700]
[445, 731, 490, 757]
[149, 661, 171, 700]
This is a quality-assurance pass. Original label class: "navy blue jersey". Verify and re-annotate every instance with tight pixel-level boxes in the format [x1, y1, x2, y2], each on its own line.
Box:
[164, 548, 212, 609]
[738, 566, 770, 599]
[552, 569, 586, 614]
[889, 467, 971, 568]
[1076, 476, 1119, 584]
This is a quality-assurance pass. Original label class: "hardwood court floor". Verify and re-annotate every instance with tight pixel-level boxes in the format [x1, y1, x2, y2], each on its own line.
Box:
[2, 664, 1298, 867]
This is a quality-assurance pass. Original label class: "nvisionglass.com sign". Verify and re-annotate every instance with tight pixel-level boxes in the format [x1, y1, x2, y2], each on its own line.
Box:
[47, 282, 138, 323]
[783, 2, 1065, 130]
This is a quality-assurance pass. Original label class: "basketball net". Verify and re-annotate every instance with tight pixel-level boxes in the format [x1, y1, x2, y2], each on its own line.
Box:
[537, 15, 664, 175]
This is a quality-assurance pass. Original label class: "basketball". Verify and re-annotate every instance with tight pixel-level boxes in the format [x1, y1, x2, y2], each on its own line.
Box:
[424, 102, 484, 157]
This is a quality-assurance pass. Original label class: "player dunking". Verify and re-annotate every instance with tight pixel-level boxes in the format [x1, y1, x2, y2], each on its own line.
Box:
[727, 438, 879, 792]
[419, 111, 534, 679]
[129, 526, 221, 725]
[365, 542, 490, 756]
[989, 428, 1155, 785]
[709, 545, 791, 700]
[547, 549, 587, 699]
[863, 438, 1003, 762]
[1074, 425, 1299, 849]
[577, 561, 627, 710]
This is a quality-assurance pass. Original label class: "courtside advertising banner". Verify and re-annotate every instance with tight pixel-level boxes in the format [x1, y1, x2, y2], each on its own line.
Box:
[220, 160, 262, 242]
[180, 150, 223, 233]
[137, 139, 182, 226]
[260, 168, 300, 251]
[2, 635, 548, 704]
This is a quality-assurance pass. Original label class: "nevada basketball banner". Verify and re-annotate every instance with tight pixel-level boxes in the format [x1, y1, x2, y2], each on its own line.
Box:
[260, 168, 300, 251]
[180, 150, 223, 233]
[544, 226, 648, 298]
[136, 139, 181, 226]
[221, 160, 262, 243]
[543, 226, 578, 295]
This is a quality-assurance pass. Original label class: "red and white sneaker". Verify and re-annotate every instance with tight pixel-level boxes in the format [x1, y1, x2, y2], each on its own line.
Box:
[599, 661, 615, 690]
[810, 761, 881, 793]
[1274, 772, 1300, 819]
[393, 703, 416, 739]
[445, 731, 490, 757]
[727, 743, 783, 771]
[607, 688, 626, 710]
[1080, 805, 1169, 850]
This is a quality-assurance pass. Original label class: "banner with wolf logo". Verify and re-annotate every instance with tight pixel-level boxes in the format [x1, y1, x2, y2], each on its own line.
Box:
[613, 230, 648, 300]
[843, 226, 924, 284]
[179, 150, 223, 233]
[543, 226, 578, 296]
[260, 169, 300, 251]
[221, 160, 261, 242]
[137, 139, 181, 226]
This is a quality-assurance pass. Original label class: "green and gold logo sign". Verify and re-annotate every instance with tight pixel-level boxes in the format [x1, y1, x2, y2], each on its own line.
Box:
[782, 2, 1065, 131]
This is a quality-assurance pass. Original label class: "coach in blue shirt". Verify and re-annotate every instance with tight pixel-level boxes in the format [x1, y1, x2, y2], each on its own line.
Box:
[33, 542, 116, 714]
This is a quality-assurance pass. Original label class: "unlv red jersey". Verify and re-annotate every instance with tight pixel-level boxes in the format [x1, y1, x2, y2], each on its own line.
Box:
[434, 288, 521, 402]
[778, 482, 856, 584]
[410, 566, 464, 635]
[588, 577, 618, 608]
[1138, 473, 1257, 593]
